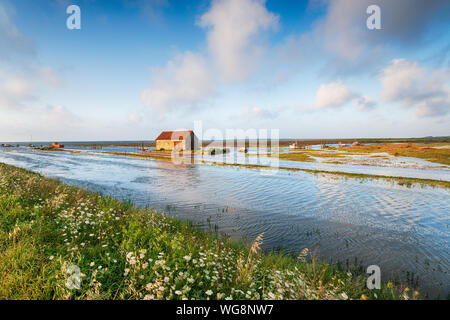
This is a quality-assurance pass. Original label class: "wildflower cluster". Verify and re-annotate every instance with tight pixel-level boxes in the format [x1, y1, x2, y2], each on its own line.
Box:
[0, 163, 416, 300]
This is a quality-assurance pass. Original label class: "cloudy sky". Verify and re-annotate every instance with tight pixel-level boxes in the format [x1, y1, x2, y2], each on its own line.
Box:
[0, 0, 449, 142]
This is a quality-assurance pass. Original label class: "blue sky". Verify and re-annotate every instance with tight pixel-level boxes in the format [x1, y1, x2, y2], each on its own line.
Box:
[0, 0, 449, 141]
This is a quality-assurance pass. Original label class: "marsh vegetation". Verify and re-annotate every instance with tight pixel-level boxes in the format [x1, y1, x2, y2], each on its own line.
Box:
[338, 143, 450, 166]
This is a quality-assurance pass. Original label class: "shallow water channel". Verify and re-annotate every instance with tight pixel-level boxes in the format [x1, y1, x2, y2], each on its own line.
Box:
[0, 147, 448, 298]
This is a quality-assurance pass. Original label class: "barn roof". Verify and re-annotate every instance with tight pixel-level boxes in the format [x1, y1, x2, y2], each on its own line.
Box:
[156, 130, 194, 141]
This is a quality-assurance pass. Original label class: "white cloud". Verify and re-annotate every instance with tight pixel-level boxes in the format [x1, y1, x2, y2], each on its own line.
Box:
[3, 75, 31, 97]
[0, 72, 35, 109]
[315, 81, 377, 111]
[379, 59, 450, 117]
[38, 105, 82, 127]
[354, 95, 376, 111]
[316, 81, 354, 109]
[128, 111, 144, 124]
[0, 4, 76, 141]
[313, 0, 450, 61]
[379, 59, 425, 102]
[142, 0, 280, 114]
[141, 52, 214, 113]
[241, 106, 276, 119]
[0, 67, 64, 110]
[415, 94, 450, 118]
[0, 5, 34, 61]
[198, 0, 279, 81]
[38, 67, 64, 88]
[314, 0, 367, 61]
[0, 5, 63, 110]
[295, 0, 450, 79]
[0, 103, 84, 141]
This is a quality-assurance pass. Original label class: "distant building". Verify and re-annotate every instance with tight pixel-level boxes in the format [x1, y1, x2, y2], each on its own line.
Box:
[155, 130, 198, 151]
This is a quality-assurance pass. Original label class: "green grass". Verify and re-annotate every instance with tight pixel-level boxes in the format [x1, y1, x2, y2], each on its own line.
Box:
[274, 152, 316, 162]
[338, 144, 450, 166]
[276, 144, 450, 167]
[199, 148, 230, 155]
[276, 151, 349, 161]
[0, 163, 416, 300]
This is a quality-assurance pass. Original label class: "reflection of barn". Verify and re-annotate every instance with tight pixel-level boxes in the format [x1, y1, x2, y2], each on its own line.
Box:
[155, 130, 198, 151]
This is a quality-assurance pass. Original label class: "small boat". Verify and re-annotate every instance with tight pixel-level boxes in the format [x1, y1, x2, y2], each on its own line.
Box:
[289, 143, 305, 150]
[51, 142, 64, 148]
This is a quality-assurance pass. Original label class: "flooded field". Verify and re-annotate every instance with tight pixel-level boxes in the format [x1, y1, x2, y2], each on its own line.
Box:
[197, 147, 450, 181]
[0, 146, 449, 298]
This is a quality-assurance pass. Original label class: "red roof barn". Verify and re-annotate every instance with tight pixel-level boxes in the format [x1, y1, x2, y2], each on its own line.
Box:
[155, 130, 198, 151]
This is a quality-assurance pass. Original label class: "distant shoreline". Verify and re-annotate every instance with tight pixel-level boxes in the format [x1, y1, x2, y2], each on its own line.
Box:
[2, 136, 450, 147]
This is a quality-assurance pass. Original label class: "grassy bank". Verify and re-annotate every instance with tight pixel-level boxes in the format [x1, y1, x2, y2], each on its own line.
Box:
[338, 144, 450, 166]
[0, 163, 415, 300]
[276, 152, 348, 162]
[276, 144, 450, 167]
[276, 152, 316, 162]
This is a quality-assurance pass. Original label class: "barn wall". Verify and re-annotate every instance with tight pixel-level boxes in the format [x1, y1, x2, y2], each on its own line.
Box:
[156, 140, 175, 151]
[156, 133, 199, 151]
[173, 141, 186, 151]
[192, 135, 199, 150]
